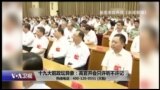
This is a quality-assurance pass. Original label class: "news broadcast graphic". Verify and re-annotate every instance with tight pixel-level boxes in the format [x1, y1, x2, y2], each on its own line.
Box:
[2, 70, 129, 81]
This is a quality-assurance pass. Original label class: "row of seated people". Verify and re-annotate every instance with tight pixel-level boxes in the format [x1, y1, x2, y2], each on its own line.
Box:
[23, 16, 140, 52]
[23, 27, 134, 87]
[24, 15, 138, 33]
[22, 17, 140, 87]
[23, 16, 140, 69]
[23, 15, 159, 88]
[23, 15, 139, 42]
[22, 23, 137, 70]
[22, 23, 158, 88]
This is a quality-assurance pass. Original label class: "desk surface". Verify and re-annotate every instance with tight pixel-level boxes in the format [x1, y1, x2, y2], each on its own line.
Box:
[103, 35, 110, 38]
[128, 38, 133, 42]
[43, 59, 127, 89]
[12, 81, 23, 89]
[87, 45, 108, 53]
[43, 58, 74, 71]
[131, 52, 140, 60]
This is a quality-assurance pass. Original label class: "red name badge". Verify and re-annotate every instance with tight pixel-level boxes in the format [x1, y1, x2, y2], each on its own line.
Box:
[71, 81, 83, 89]
[114, 65, 121, 71]
[74, 54, 79, 60]
[37, 44, 41, 49]
[56, 47, 60, 52]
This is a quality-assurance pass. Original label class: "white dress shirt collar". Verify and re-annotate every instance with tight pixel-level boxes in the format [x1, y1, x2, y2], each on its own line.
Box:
[111, 48, 125, 56]
[56, 36, 64, 41]
[38, 35, 45, 39]
[24, 31, 30, 34]
[115, 29, 125, 33]
[73, 41, 83, 48]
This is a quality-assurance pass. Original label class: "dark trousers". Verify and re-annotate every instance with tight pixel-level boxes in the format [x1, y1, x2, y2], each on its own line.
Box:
[117, 81, 128, 87]
[75, 65, 86, 70]
[53, 57, 65, 65]
[96, 34, 103, 45]
[23, 45, 32, 52]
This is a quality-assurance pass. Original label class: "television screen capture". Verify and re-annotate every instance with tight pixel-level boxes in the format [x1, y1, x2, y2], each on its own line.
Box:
[2, 2, 159, 89]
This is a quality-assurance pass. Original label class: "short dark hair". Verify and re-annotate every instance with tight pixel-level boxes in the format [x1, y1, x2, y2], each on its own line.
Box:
[78, 30, 84, 40]
[57, 27, 64, 35]
[54, 22, 58, 27]
[51, 18, 55, 21]
[127, 18, 130, 21]
[45, 20, 48, 24]
[134, 19, 140, 23]
[90, 26, 94, 30]
[81, 20, 87, 24]
[69, 23, 74, 27]
[37, 27, 45, 35]
[95, 17, 100, 20]
[110, 20, 116, 26]
[23, 23, 30, 30]
[117, 20, 124, 26]
[62, 17, 67, 22]
[25, 19, 30, 23]
[72, 18, 78, 22]
[82, 24, 90, 31]
[114, 34, 126, 44]
[100, 18, 105, 22]
[22, 52, 43, 70]
[36, 20, 40, 24]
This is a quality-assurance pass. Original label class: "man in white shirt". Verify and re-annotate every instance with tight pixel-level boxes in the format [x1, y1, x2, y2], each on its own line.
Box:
[48, 27, 69, 65]
[22, 23, 35, 52]
[60, 21, 68, 30]
[42, 19, 51, 37]
[93, 17, 100, 29]
[32, 20, 42, 35]
[22, 53, 51, 89]
[109, 20, 128, 46]
[81, 24, 97, 45]
[81, 16, 87, 22]
[71, 18, 80, 29]
[124, 18, 131, 27]
[101, 34, 132, 86]
[64, 23, 77, 43]
[31, 27, 49, 58]
[30, 19, 39, 31]
[64, 30, 90, 70]
[130, 35, 140, 53]
[59, 17, 67, 25]
[29, 18, 34, 30]
[48, 22, 58, 38]
[55, 16, 61, 25]
[87, 17, 94, 26]
[126, 19, 135, 34]
[102, 34, 132, 73]
[105, 18, 111, 30]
